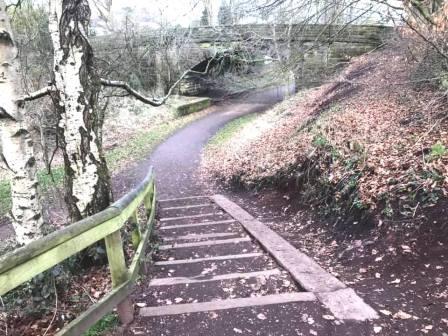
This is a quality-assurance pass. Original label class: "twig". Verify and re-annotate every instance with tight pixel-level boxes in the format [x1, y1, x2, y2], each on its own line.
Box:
[401, 15, 448, 61]
[101, 53, 222, 106]
[78, 284, 96, 304]
[412, 202, 420, 218]
[413, 115, 447, 148]
[43, 278, 58, 336]
[0, 296, 7, 336]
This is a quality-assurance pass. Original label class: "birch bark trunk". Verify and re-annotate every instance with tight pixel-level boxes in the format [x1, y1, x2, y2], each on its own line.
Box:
[49, 0, 112, 221]
[0, 0, 43, 244]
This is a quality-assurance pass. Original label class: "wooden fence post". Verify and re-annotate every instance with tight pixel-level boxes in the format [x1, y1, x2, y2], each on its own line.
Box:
[104, 231, 134, 325]
[130, 210, 141, 249]
[144, 185, 153, 220]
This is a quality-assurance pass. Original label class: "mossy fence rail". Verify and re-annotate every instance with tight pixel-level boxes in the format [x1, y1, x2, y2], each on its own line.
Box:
[0, 167, 157, 335]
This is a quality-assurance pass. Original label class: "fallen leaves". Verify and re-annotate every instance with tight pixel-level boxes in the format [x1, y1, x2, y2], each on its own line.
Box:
[393, 310, 419, 320]
[379, 309, 392, 316]
[257, 313, 267, 320]
[202, 44, 448, 226]
[373, 325, 382, 333]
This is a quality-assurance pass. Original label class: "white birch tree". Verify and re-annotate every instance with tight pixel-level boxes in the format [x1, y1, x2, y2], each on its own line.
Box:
[0, 0, 43, 245]
[48, 0, 112, 221]
[44, 0, 224, 223]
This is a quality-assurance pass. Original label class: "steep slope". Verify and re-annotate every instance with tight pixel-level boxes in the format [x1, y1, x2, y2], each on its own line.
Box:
[202, 41, 447, 228]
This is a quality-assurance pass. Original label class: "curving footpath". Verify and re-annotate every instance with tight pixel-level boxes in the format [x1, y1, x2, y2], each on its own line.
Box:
[119, 88, 378, 336]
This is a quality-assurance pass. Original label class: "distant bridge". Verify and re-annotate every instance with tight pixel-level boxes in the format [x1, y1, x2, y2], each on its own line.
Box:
[93, 24, 393, 94]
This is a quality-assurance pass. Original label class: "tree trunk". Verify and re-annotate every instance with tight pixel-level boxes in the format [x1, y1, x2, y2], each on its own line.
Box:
[0, 0, 43, 244]
[49, 0, 112, 221]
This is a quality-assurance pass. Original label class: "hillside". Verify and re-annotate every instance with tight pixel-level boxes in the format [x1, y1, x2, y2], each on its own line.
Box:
[201, 37, 448, 335]
[203, 38, 447, 232]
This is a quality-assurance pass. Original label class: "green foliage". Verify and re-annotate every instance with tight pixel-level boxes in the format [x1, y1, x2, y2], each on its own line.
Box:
[440, 74, 448, 89]
[312, 133, 330, 148]
[0, 168, 65, 218]
[38, 168, 65, 191]
[430, 142, 446, 159]
[84, 314, 119, 336]
[4, 264, 72, 315]
[381, 199, 394, 218]
[0, 111, 206, 218]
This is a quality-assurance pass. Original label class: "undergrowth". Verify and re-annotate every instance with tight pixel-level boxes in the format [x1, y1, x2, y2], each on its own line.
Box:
[84, 313, 119, 336]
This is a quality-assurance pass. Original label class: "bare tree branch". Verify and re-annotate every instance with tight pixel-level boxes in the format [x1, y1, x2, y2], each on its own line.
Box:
[401, 15, 448, 61]
[17, 85, 54, 104]
[101, 53, 223, 106]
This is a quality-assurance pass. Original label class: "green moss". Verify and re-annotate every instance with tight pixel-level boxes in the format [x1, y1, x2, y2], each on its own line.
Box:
[173, 97, 211, 117]
[83, 313, 119, 336]
[0, 180, 11, 217]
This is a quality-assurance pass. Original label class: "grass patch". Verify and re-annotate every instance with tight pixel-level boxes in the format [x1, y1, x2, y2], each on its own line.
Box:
[38, 167, 65, 191]
[83, 313, 119, 336]
[207, 113, 259, 147]
[0, 168, 65, 218]
[106, 110, 208, 171]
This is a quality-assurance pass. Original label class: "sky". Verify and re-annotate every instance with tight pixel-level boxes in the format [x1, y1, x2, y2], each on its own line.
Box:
[108, 0, 221, 27]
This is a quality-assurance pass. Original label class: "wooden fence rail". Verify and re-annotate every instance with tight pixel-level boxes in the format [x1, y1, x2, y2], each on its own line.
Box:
[0, 167, 157, 335]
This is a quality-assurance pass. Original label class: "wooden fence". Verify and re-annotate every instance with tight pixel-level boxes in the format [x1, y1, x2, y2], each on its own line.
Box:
[0, 167, 157, 335]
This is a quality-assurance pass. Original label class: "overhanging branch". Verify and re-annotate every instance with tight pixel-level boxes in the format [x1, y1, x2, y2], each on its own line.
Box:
[101, 53, 223, 106]
[100, 78, 165, 106]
